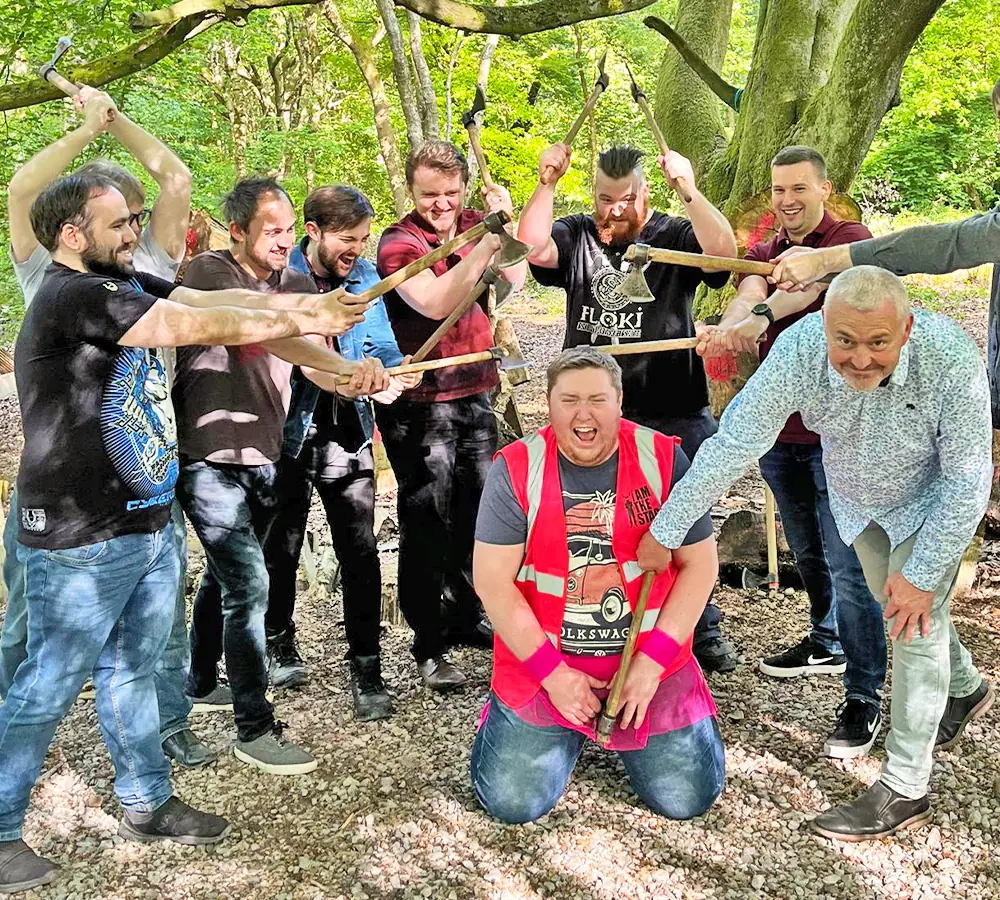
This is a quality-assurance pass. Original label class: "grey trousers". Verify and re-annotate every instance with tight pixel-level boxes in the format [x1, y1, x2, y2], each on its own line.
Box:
[852, 523, 982, 799]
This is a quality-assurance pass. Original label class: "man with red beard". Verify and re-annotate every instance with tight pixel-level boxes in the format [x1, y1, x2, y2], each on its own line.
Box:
[518, 144, 739, 672]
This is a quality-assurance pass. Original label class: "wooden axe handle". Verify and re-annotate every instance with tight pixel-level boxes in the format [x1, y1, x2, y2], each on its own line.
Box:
[411, 279, 489, 363]
[353, 218, 496, 304]
[44, 70, 81, 97]
[596, 570, 656, 746]
[633, 94, 693, 204]
[564, 82, 606, 146]
[596, 338, 698, 356]
[336, 349, 497, 384]
[466, 123, 496, 191]
[629, 245, 774, 276]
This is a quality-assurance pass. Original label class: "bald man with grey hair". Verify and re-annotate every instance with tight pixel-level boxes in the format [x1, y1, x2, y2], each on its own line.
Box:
[637, 265, 993, 841]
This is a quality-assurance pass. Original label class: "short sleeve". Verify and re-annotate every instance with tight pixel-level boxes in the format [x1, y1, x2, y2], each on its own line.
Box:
[528, 216, 578, 288]
[136, 271, 179, 300]
[62, 275, 160, 346]
[475, 457, 529, 545]
[11, 244, 50, 308]
[377, 226, 428, 278]
[182, 253, 237, 290]
[669, 444, 714, 545]
[674, 219, 731, 291]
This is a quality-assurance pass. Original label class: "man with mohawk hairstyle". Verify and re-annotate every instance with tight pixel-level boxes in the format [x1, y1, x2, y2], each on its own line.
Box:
[518, 142, 740, 673]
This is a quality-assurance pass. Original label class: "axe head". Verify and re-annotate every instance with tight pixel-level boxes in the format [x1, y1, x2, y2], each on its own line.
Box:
[595, 50, 610, 92]
[484, 214, 532, 269]
[462, 87, 487, 130]
[39, 36, 72, 79]
[624, 61, 645, 103]
[488, 347, 532, 375]
[612, 243, 655, 305]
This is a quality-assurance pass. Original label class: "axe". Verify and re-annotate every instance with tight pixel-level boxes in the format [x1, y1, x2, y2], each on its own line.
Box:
[542, 51, 609, 181]
[410, 266, 501, 363]
[596, 570, 655, 746]
[38, 37, 94, 105]
[336, 346, 530, 384]
[624, 62, 692, 204]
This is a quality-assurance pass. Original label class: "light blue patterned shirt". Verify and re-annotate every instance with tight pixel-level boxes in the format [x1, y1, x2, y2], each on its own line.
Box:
[651, 310, 992, 591]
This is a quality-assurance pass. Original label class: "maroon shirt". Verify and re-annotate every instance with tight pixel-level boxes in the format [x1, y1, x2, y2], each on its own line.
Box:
[377, 209, 498, 403]
[738, 210, 872, 443]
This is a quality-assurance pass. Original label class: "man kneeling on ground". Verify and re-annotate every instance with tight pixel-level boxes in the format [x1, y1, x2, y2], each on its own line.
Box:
[470, 347, 724, 823]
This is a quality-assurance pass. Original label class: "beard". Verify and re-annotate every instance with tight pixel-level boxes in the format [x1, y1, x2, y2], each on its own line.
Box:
[594, 208, 643, 246]
[246, 243, 286, 275]
[316, 242, 353, 278]
[81, 238, 134, 281]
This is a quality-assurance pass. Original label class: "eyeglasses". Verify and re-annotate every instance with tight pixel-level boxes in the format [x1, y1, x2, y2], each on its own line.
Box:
[128, 208, 152, 229]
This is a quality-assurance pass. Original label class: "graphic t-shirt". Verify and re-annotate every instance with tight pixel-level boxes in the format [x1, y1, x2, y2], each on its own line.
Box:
[174, 250, 316, 465]
[15, 263, 178, 548]
[476, 446, 713, 656]
[530, 213, 730, 421]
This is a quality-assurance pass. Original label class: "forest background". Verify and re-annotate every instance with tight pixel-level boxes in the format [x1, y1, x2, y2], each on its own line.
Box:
[0, 0, 998, 343]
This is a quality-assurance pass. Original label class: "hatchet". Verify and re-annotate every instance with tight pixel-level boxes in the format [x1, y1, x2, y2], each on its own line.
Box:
[542, 51, 609, 182]
[37, 37, 92, 104]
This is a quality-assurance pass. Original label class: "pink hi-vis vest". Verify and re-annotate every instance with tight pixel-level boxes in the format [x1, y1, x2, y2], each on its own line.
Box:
[492, 420, 693, 710]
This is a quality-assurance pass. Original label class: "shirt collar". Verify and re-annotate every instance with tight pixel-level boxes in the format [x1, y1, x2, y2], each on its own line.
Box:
[404, 208, 477, 248]
[776, 209, 837, 248]
[826, 342, 910, 389]
[296, 236, 357, 288]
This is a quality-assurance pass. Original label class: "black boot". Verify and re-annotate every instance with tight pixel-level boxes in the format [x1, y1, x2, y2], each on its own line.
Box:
[266, 628, 308, 689]
[350, 655, 393, 721]
[162, 728, 219, 768]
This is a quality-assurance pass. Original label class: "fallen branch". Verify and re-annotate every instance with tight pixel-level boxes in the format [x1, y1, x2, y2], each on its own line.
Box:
[644, 16, 741, 110]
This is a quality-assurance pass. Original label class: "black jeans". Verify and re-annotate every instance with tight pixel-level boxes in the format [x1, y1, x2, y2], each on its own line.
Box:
[626, 406, 724, 647]
[262, 428, 380, 657]
[176, 459, 278, 742]
[377, 393, 497, 662]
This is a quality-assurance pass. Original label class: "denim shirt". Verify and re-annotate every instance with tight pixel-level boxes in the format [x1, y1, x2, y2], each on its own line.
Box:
[284, 244, 405, 457]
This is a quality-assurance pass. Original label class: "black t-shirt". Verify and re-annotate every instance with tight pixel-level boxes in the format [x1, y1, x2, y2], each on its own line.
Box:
[15, 263, 178, 549]
[530, 213, 729, 420]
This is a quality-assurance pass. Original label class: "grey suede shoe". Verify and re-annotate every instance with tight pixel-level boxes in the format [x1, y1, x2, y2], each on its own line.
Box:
[0, 840, 56, 894]
[188, 683, 234, 714]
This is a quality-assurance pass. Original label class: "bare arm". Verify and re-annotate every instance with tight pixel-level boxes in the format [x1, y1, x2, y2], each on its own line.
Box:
[658, 151, 737, 263]
[718, 275, 768, 328]
[8, 92, 115, 263]
[170, 285, 316, 311]
[106, 112, 192, 262]
[262, 335, 356, 376]
[395, 233, 501, 321]
[473, 540, 548, 660]
[119, 298, 320, 349]
[517, 143, 571, 269]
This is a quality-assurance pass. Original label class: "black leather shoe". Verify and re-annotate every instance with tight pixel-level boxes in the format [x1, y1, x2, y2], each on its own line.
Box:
[119, 796, 230, 846]
[445, 620, 494, 650]
[810, 781, 931, 841]
[417, 656, 467, 692]
[162, 729, 219, 768]
[935, 680, 994, 750]
[350, 655, 393, 722]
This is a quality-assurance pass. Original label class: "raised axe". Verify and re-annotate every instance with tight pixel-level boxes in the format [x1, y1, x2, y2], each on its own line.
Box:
[596, 570, 655, 746]
[624, 62, 692, 205]
[542, 51, 609, 182]
[410, 265, 501, 363]
[613, 243, 774, 306]
[37, 37, 104, 111]
[336, 346, 530, 385]
[462, 87, 496, 191]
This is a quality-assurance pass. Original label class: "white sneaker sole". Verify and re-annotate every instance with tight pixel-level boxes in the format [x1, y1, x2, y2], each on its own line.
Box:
[759, 660, 847, 678]
[232, 746, 318, 776]
[190, 700, 234, 715]
[823, 721, 881, 759]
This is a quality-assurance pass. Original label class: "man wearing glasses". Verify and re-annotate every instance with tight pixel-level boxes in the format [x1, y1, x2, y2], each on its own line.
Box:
[2, 86, 214, 768]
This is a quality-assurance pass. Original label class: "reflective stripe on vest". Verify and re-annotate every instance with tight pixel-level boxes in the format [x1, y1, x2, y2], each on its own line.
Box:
[522, 432, 547, 536]
[516, 563, 566, 600]
[633, 425, 663, 503]
[621, 560, 644, 583]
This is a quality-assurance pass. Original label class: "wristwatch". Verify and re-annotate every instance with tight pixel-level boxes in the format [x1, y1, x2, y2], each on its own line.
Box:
[751, 303, 775, 325]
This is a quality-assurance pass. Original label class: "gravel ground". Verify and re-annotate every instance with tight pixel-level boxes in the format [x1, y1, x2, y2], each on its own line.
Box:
[2, 282, 999, 899]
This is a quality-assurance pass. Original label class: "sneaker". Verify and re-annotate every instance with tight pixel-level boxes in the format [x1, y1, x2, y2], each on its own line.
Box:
[233, 723, 317, 775]
[188, 682, 234, 714]
[694, 637, 738, 674]
[416, 656, 467, 692]
[810, 781, 931, 841]
[823, 699, 882, 759]
[0, 840, 57, 894]
[759, 636, 846, 678]
[118, 796, 229, 846]
[935, 680, 995, 750]
[266, 630, 309, 689]
[349, 655, 393, 722]
[162, 728, 219, 768]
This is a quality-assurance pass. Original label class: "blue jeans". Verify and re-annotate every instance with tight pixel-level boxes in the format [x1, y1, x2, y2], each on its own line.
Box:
[759, 442, 887, 704]
[0, 525, 178, 840]
[471, 695, 725, 824]
[176, 459, 278, 742]
[0, 493, 192, 742]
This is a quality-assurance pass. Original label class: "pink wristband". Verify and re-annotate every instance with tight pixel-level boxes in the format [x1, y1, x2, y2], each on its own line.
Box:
[639, 628, 682, 670]
[522, 641, 562, 683]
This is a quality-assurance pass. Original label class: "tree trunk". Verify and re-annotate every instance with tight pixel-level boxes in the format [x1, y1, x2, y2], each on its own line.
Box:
[374, 0, 424, 149]
[322, 1, 409, 215]
[407, 11, 441, 139]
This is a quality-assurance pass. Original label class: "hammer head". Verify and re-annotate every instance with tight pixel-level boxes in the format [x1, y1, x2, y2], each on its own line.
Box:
[595, 50, 610, 92]
[462, 87, 487, 130]
[484, 214, 532, 269]
[39, 36, 72, 79]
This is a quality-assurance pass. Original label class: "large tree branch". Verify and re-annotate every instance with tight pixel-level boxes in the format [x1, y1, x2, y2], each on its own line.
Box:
[129, 0, 313, 30]
[645, 16, 739, 110]
[0, 19, 213, 112]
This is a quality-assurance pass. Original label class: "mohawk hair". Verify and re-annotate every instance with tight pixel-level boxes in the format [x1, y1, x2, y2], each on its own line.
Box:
[597, 146, 645, 181]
